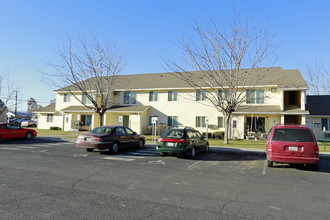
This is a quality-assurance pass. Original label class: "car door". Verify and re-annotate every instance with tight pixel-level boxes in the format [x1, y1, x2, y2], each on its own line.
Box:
[115, 127, 129, 149]
[6, 124, 24, 138]
[124, 127, 139, 148]
[0, 124, 10, 139]
[193, 131, 204, 152]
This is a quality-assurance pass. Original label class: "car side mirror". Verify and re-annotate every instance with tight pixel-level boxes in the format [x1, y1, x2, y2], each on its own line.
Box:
[133, 132, 137, 135]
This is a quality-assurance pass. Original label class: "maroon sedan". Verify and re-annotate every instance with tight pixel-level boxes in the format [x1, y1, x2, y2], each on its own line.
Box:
[0, 123, 37, 140]
[76, 126, 145, 153]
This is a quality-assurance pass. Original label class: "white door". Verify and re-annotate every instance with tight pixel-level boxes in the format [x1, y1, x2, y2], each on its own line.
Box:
[64, 114, 72, 131]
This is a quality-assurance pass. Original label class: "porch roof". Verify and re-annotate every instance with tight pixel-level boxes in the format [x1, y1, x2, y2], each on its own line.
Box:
[60, 105, 150, 114]
[107, 105, 150, 113]
[61, 105, 94, 113]
[234, 105, 309, 115]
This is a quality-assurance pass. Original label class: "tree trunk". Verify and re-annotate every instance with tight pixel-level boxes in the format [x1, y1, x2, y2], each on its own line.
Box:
[98, 112, 104, 126]
[224, 114, 231, 144]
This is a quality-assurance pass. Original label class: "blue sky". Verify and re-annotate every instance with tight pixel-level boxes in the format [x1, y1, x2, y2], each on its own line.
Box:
[0, 0, 330, 111]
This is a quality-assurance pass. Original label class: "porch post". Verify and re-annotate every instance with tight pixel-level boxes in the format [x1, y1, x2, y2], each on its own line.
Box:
[281, 115, 285, 124]
[281, 90, 284, 111]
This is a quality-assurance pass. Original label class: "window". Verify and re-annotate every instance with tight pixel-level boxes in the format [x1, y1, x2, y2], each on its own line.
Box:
[82, 93, 92, 105]
[272, 128, 314, 142]
[125, 127, 134, 135]
[218, 117, 224, 128]
[47, 114, 53, 122]
[168, 116, 178, 126]
[149, 91, 158, 101]
[124, 92, 137, 104]
[63, 94, 71, 102]
[196, 90, 207, 101]
[321, 118, 330, 131]
[116, 127, 126, 135]
[168, 91, 178, 101]
[246, 89, 264, 104]
[196, 116, 206, 128]
[218, 90, 229, 101]
[81, 115, 92, 126]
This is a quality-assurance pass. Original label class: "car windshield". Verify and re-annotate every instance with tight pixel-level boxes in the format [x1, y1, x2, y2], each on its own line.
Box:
[90, 127, 113, 134]
[161, 129, 185, 139]
[272, 128, 315, 142]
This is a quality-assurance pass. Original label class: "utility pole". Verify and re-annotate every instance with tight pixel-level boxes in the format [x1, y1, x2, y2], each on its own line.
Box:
[14, 91, 17, 116]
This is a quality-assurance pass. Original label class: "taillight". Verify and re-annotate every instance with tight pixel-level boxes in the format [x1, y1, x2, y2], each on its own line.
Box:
[315, 144, 319, 157]
[92, 138, 102, 142]
[77, 136, 84, 141]
[178, 139, 188, 144]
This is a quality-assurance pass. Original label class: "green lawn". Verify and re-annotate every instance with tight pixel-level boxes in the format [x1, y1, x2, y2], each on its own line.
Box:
[34, 130, 330, 152]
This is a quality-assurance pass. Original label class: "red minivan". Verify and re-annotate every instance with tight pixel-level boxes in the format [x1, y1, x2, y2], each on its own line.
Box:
[266, 124, 319, 170]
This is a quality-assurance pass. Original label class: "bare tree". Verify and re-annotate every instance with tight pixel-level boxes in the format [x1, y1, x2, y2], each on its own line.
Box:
[0, 71, 21, 117]
[302, 59, 330, 95]
[44, 35, 125, 126]
[166, 14, 278, 144]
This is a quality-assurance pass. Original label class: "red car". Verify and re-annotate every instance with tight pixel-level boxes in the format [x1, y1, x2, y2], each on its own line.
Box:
[0, 123, 37, 140]
[76, 126, 145, 153]
[266, 124, 319, 170]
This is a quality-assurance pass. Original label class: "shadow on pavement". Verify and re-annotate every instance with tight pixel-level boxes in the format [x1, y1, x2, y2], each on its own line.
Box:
[0, 136, 70, 145]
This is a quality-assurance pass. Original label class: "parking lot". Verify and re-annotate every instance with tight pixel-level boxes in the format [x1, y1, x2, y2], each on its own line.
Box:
[1, 138, 330, 219]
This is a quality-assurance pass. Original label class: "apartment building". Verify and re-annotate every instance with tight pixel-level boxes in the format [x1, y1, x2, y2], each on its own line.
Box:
[35, 67, 309, 139]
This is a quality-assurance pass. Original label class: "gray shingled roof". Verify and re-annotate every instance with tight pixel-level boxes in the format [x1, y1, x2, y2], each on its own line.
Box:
[33, 103, 56, 113]
[55, 67, 308, 92]
[306, 95, 330, 115]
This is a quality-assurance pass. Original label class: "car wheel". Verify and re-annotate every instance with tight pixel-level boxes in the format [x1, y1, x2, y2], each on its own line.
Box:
[111, 142, 119, 154]
[137, 139, 144, 149]
[204, 143, 209, 153]
[267, 159, 273, 167]
[160, 152, 168, 156]
[86, 148, 94, 152]
[25, 132, 33, 140]
[190, 147, 196, 159]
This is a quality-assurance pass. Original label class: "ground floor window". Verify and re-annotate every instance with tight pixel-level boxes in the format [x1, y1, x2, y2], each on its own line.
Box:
[47, 114, 53, 122]
[81, 115, 92, 126]
[218, 117, 224, 128]
[168, 116, 178, 126]
[196, 116, 207, 128]
[246, 117, 265, 133]
[321, 118, 330, 131]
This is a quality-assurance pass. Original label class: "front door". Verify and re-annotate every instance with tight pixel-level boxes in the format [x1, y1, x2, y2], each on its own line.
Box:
[123, 115, 129, 127]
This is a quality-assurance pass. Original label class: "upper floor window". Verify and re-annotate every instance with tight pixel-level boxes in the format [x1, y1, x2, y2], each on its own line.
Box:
[196, 116, 207, 128]
[124, 92, 137, 104]
[168, 91, 178, 101]
[218, 89, 229, 101]
[149, 91, 158, 102]
[82, 93, 92, 105]
[196, 90, 207, 101]
[168, 116, 178, 126]
[246, 89, 264, 104]
[63, 94, 71, 102]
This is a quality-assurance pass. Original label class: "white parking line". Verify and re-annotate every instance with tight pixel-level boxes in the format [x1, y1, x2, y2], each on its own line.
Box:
[187, 154, 215, 169]
[0, 148, 22, 151]
[262, 160, 267, 175]
[15, 146, 36, 149]
[102, 156, 135, 162]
